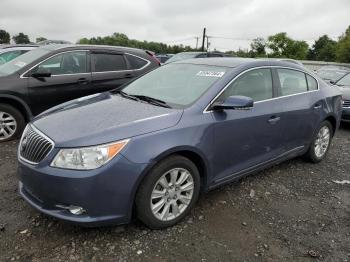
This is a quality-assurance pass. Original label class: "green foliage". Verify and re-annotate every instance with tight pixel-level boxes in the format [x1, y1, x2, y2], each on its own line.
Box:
[0, 29, 10, 44]
[336, 26, 350, 63]
[77, 33, 198, 54]
[250, 37, 266, 57]
[36, 37, 47, 43]
[307, 35, 336, 61]
[267, 32, 308, 60]
[12, 33, 30, 44]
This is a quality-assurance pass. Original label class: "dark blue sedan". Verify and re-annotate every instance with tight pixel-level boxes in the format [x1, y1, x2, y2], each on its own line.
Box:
[17, 58, 342, 229]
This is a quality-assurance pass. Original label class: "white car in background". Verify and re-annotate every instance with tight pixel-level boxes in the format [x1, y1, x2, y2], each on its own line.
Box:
[0, 45, 38, 65]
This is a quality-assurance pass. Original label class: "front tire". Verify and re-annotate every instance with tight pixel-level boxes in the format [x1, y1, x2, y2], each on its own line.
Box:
[0, 104, 25, 142]
[304, 120, 333, 163]
[135, 155, 200, 229]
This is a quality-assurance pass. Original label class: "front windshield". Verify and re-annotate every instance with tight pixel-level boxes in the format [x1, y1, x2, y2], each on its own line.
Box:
[121, 63, 227, 108]
[166, 52, 202, 64]
[317, 69, 348, 82]
[337, 73, 350, 87]
[0, 48, 50, 76]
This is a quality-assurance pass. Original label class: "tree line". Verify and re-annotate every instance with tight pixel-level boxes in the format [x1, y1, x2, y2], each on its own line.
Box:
[231, 26, 350, 63]
[0, 30, 46, 45]
[1, 25, 349, 63]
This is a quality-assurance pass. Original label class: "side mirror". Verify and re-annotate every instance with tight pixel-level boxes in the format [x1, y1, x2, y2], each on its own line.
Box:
[211, 95, 254, 110]
[329, 80, 335, 85]
[31, 68, 52, 78]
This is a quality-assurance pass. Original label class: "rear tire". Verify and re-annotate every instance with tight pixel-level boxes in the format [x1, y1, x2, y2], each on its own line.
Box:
[135, 155, 200, 229]
[304, 120, 333, 163]
[0, 104, 25, 142]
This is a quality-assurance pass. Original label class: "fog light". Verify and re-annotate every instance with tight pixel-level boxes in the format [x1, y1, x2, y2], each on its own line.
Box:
[68, 206, 86, 215]
[56, 204, 86, 215]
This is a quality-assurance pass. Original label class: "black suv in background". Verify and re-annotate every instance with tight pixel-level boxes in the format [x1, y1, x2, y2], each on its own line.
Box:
[0, 45, 160, 141]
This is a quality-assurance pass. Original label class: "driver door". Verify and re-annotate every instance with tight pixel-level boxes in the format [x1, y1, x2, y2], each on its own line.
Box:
[211, 68, 286, 183]
[27, 50, 92, 115]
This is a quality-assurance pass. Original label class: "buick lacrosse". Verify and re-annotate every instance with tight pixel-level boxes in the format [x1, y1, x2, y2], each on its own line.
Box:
[18, 58, 342, 229]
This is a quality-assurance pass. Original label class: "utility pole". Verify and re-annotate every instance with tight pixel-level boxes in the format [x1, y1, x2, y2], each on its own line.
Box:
[201, 28, 206, 51]
[195, 37, 199, 49]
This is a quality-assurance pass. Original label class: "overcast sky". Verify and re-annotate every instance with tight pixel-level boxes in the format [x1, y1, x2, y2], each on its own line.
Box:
[1, 0, 349, 51]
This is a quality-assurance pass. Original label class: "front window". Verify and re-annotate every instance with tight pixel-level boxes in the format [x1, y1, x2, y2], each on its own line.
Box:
[121, 63, 227, 108]
[218, 68, 273, 102]
[33, 51, 88, 75]
[0, 48, 50, 76]
[336, 73, 350, 87]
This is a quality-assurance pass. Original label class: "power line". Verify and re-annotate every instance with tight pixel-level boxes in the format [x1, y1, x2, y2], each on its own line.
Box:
[164, 37, 198, 44]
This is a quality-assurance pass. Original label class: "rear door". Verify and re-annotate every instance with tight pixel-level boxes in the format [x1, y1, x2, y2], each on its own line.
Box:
[90, 51, 134, 93]
[27, 50, 92, 115]
[272, 68, 321, 150]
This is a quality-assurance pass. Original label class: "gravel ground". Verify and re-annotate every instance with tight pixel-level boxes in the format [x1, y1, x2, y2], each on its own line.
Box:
[0, 124, 349, 262]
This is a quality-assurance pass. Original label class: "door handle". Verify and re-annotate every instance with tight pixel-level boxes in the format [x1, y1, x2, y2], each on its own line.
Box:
[124, 73, 133, 78]
[77, 78, 89, 85]
[314, 104, 322, 109]
[268, 116, 281, 125]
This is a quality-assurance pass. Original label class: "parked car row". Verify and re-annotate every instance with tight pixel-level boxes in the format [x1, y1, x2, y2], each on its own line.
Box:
[330, 71, 350, 122]
[315, 65, 350, 84]
[155, 54, 174, 64]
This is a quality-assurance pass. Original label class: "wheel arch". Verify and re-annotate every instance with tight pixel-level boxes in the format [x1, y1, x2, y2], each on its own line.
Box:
[147, 146, 210, 190]
[323, 114, 337, 136]
[129, 146, 210, 220]
[0, 95, 32, 122]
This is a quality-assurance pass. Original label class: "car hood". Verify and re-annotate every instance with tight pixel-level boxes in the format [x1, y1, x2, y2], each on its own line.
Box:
[32, 92, 183, 147]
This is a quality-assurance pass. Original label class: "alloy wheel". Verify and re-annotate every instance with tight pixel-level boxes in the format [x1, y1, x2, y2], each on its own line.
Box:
[150, 168, 194, 221]
[0, 111, 17, 141]
[314, 126, 330, 158]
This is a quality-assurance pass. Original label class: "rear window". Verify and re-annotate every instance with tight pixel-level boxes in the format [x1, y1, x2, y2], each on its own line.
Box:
[126, 54, 147, 69]
[92, 53, 127, 72]
[306, 75, 318, 90]
[277, 69, 308, 96]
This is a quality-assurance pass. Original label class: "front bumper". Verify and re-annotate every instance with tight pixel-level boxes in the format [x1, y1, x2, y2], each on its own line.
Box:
[18, 153, 148, 227]
[341, 107, 350, 122]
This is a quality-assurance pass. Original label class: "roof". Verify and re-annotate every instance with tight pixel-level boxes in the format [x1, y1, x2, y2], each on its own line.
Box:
[174, 57, 305, 70]
[175, 57, 256, 67]
[0, 44, 39, 49]
[36, 44, 147, 53]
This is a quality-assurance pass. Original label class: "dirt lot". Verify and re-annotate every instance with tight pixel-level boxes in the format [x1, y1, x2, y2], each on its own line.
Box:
[0, 125, 349, 262]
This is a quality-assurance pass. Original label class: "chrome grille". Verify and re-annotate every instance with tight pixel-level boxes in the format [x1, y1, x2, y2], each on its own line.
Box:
[343, 99, 350, 108]
[19, 125, 54, 164]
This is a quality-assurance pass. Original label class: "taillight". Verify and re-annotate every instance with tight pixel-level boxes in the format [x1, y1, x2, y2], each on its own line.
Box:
[146, 50, 161, 66]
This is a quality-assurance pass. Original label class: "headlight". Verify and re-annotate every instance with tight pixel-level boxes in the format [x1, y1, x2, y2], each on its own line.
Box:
[51, 140, 129, 170]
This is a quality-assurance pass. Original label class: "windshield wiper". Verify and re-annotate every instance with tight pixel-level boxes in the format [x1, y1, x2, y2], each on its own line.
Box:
[114, 90, 172, 108]
[133, 95, 172, 108]
[114, 90, 139, 101]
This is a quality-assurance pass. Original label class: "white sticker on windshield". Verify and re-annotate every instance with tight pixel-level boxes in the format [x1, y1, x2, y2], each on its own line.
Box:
[196, 71, 225, 77]
[14, 61, 27, 68]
